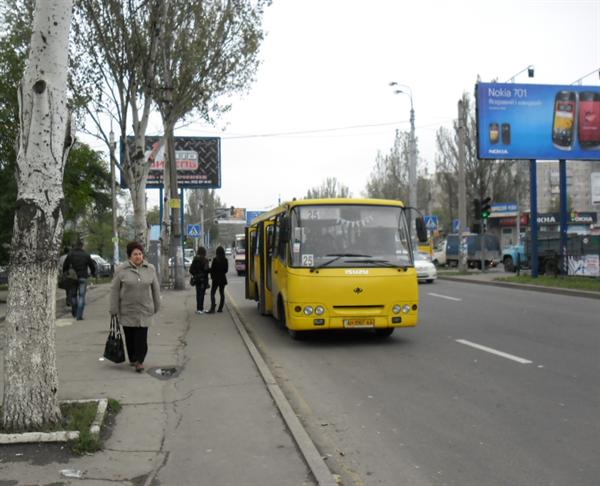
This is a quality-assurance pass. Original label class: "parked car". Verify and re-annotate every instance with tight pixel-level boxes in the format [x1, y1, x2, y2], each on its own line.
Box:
[432, 240, 447, 267]
[414, 251, 437, 283]
[0, 265, 8, 285]
[91, 254, 113, 278]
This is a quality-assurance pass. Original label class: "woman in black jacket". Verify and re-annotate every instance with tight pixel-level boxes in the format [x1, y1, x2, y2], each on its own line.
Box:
[207, 246, 228, 313]
[189, 247, 210, 314]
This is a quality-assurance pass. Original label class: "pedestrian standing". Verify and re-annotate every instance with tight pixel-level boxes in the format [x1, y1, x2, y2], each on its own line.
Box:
[207, 245, 228, 313]
[110, 241, 161, 373]
[63, 240, 96, 320]
[189, 246, 210, 314]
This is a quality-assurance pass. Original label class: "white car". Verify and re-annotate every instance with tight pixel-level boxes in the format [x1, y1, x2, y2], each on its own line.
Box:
[168, 256, 193, 268]
[414, 251, 437, 283]
[432, 240, 447, 267]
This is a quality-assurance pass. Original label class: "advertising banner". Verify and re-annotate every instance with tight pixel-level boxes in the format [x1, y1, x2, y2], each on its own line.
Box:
[592, 172, 600, 204]
[121, 136, 221, 189]
[476, 82, 600, 161]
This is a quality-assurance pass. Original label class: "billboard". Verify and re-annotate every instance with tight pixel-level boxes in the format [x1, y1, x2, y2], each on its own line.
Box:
[476, 82, 600, 161]
[121, 136, 221, 189]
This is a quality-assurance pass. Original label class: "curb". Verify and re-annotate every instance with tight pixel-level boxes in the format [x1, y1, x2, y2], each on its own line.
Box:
[438, 275, 600, 300]
[226, 292, 338, 486]
[0, 398, 108, 444]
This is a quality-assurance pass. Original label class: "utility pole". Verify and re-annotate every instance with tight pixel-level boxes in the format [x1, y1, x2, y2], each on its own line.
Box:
[109, 128, 119, 269]
[408, 102, 417, 212]
[458, 100, 467, 272]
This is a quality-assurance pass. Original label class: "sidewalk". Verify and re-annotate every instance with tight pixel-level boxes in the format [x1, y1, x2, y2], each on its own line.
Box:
[0, 284, 314, 485]
[437, 267, 600, 300]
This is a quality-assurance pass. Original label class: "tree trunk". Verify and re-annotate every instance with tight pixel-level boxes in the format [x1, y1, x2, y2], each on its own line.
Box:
[2, 0, 74, 432]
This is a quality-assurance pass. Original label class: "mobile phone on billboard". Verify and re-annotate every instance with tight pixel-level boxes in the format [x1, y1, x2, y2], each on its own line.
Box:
[552, 91, 576, 149]
[489, 123, 499, 144]
[578, 91, 600, 149]
[501, 123, 511, 145]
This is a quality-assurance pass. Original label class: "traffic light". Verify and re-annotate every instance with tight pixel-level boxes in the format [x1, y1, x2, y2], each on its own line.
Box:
[481, 196, 492, 219]
[472, 198, 481, 220]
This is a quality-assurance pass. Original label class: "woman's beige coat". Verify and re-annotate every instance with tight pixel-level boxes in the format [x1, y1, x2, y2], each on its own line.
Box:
[110, 260, 161, 327]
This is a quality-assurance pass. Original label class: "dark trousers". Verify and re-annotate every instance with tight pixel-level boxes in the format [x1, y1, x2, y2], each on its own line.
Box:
[195, 283, 207, 311]
[123, 326, 148, 364]
[210, 283, 226, 311]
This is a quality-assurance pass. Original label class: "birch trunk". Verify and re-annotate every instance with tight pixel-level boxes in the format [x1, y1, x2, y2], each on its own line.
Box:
[2, 0, 74, 432]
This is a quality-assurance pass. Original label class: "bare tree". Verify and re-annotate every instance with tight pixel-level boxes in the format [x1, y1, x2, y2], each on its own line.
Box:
[365, 130, 412, 201]
[434, 92, 518, 231]
[154, 0, 269, 289]
[305, 177, 352, 199]
[72, 0, 165, 245]
[2, 0, 74, 431]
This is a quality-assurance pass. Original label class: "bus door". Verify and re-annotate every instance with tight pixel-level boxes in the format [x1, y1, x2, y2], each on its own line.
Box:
[263, 222, 275, 315]
[270, 214, 289, 321]
[245, 226, 257, 300]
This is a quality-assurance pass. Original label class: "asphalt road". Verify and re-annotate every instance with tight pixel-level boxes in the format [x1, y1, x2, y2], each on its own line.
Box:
[228, 275, 599, 486]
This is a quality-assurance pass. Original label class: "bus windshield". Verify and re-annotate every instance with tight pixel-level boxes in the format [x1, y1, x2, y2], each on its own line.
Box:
[289, 204, 413, 268]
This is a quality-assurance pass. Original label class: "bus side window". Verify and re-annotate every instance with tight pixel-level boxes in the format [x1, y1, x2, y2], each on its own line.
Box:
[276, 215, 287, 261]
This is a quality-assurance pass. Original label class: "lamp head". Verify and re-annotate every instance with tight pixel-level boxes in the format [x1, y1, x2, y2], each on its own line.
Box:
[527, 66, 535, 78]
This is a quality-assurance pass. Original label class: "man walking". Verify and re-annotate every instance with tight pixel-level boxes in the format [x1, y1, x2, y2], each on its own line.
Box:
[63, 240, 97, 320]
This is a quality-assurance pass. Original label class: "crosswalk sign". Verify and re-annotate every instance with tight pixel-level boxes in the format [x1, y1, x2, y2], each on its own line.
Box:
[187, 224, 201, 238]
[424, 215, 438, 231]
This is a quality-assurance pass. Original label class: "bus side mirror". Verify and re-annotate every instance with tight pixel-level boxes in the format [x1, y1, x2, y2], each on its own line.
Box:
[280, 217, 290, 243]
[415, 217, 428, 243]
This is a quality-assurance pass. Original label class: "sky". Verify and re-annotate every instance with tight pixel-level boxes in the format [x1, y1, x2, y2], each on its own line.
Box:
[96, 0, 600, 212]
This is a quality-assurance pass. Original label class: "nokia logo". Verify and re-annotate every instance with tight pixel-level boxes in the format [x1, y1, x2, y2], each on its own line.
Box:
[345, 269, 369, 275]
[353, 287, 364, 294]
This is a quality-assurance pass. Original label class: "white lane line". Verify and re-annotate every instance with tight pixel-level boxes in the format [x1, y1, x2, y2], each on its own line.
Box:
[428, 292, 462, 301]
[456, 339, 533, 364]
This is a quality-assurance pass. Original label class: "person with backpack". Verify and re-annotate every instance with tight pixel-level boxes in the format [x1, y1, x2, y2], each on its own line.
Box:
[189, 246, 210, 314]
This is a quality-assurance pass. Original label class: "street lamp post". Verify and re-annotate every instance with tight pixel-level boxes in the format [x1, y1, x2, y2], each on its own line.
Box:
[571, 67, 600, 85]
[390, 82, 417, 212]
[109, 128, 119, 268]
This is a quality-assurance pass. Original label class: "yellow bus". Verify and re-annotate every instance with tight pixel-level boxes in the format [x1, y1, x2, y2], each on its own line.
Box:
[245, 198, 427, 339]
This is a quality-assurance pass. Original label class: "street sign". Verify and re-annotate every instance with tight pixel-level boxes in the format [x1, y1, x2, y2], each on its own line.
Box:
[187, 224, 202, 238]
[452, 219, 460, 233]
[424, 215, 438, 231]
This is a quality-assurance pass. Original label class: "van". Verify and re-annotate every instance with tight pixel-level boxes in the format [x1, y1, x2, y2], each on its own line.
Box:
[445, 233, 501, 269]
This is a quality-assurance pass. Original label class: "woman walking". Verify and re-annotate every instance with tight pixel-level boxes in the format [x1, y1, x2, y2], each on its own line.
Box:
[110, 241, 161, 373]
[207, 245, 228, 313]
[189, 246, 210, 314]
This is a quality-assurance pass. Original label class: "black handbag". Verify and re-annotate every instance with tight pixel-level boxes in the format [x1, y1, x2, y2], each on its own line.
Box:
[190, 275, 197, 286]
[103, 315, 125, 363]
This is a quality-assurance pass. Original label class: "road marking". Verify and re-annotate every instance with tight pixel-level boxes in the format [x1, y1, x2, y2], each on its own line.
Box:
[456, 339, 533, 364]
[428, 292, 462, 301]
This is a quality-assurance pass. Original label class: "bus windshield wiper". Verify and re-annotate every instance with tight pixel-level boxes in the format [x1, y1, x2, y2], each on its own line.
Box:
[346, 258, 407, 269]
[311, 253, 371, 271]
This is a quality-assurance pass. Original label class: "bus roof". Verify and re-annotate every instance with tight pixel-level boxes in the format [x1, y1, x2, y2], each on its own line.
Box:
[248, 198, 406, 226]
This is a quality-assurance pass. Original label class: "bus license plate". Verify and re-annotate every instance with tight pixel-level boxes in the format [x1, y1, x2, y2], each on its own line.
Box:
[343, 318, 375, 328]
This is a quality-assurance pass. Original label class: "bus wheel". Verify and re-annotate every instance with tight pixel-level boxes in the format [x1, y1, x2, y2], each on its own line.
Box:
[375, 328, 394, 338]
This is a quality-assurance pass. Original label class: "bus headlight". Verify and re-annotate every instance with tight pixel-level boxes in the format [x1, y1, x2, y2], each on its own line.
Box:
[304, 306, 314, 315]
[402, 305, 411, 314]
[315, 306, 325, 315]
[392, 304, 402, 314]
